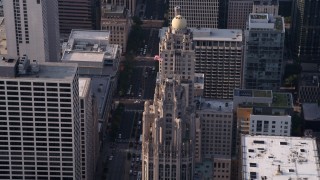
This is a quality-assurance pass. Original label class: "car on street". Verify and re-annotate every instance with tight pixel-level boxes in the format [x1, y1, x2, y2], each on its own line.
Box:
[108, 156, 113, 161]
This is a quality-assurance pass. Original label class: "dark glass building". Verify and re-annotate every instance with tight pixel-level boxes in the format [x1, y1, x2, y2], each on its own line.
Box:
[58, 0, 100, 36]
[291, 0, 320, 63]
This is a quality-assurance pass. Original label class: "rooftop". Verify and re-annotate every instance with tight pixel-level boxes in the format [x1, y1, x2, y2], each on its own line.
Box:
[159, 28, 243, 42]
[242, 135, 320, 180]
[79, 78, 91, 98]
[253, 0, 279, 6]
[303, 103, 320, 121]
[91, 76, 111, 119]
[61, 30, 119, 63]
[101, 4, 127, 18]
[234, 89, 272, 98]
[234, 89, 293, 108]
[300, 72, 320, 87]
[197, 98, 233, 113]
[194, 160, 213, 180]
[248, 13, 284, 32]
[0, 58, 77, 81]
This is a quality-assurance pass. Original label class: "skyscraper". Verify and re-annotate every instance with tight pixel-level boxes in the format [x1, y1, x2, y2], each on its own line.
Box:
[192, 28, 243, 99]
[243, 13, 285, 90]
[3, 0, 60, 62]
[0, 55, 81, 179]
[142, 7, 196, 180]
[291, 0, 320, 63]
[169, 0, 219, 28]
[58, 0, 99, 36]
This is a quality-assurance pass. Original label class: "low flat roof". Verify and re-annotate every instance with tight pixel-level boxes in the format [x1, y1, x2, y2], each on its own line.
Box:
[197, 98, 233, 113]
[91, 76, 111, 119]
[303, 103, 320, 121]
[234, 89, 273, 98]
[242, 135, 320, 180]
[69, 30, 110, 41]
[62, 52, 105, 62]
[159, 27, 243, 42]
[191, 28, 243, 42]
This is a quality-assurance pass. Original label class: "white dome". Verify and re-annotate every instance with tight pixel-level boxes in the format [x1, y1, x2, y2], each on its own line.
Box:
[171, 15, 187, 29]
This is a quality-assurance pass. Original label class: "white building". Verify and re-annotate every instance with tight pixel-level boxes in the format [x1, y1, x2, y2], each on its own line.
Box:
[241, 135, 320, 180]
[159, 27, 243, 99]
[249, 115, 291, 136]
[227, 0, 279, 29]
[61, 30, 120, 76]
[79, 78, 98, 180]
[0, 55, 81, 179]
[243, 13, 285, 90]
[3, 0, 60, 62]
[169, 3, 219, 28]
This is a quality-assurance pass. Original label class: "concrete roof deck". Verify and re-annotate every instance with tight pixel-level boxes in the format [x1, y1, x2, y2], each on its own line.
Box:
[242, 135, 320, 180]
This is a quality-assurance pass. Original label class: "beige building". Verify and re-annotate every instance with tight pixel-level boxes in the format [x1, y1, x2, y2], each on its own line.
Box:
[159, 27, 243, 99]
[227, 0, 279, 29]
[169, 2, 219, 28]
[196, 100, 233, 159]
[101, 4, 131, 53]
[195, 99, 233, 180]
[142, 8, 196, 180]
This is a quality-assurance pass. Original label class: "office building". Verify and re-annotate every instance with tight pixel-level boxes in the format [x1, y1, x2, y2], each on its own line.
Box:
[62, 30, 120, 143]
[169, 2, 219, 28]
[234, 89, 293, 134]
[109, 0, 136, 16]
[291, 0, 320, 63]
[195, 99, 233, 180]
[58, 0, 99, 37]
[79, 78, 97, 180]
[240, 135, 320, 180]
[243, 13, 285, 90]
[61, 30, 120, 76]
[101, 4, 131, 53]
[298, 63, 320, 103]
[3, 0, 60, 62]
[227, 0, 279, 29]
[142, 8, 196, 179]
[196, 100, 233, 158]
[0, 55, 81, 179]
[193, 28, 243, 99]
[159, 27, 243, 99]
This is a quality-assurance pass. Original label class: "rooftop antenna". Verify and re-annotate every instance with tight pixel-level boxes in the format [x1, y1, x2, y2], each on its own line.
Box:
[174, 6, 181, 16]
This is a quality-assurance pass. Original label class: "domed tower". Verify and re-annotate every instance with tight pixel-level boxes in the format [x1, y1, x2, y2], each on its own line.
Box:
[142, 6, 196, 180]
